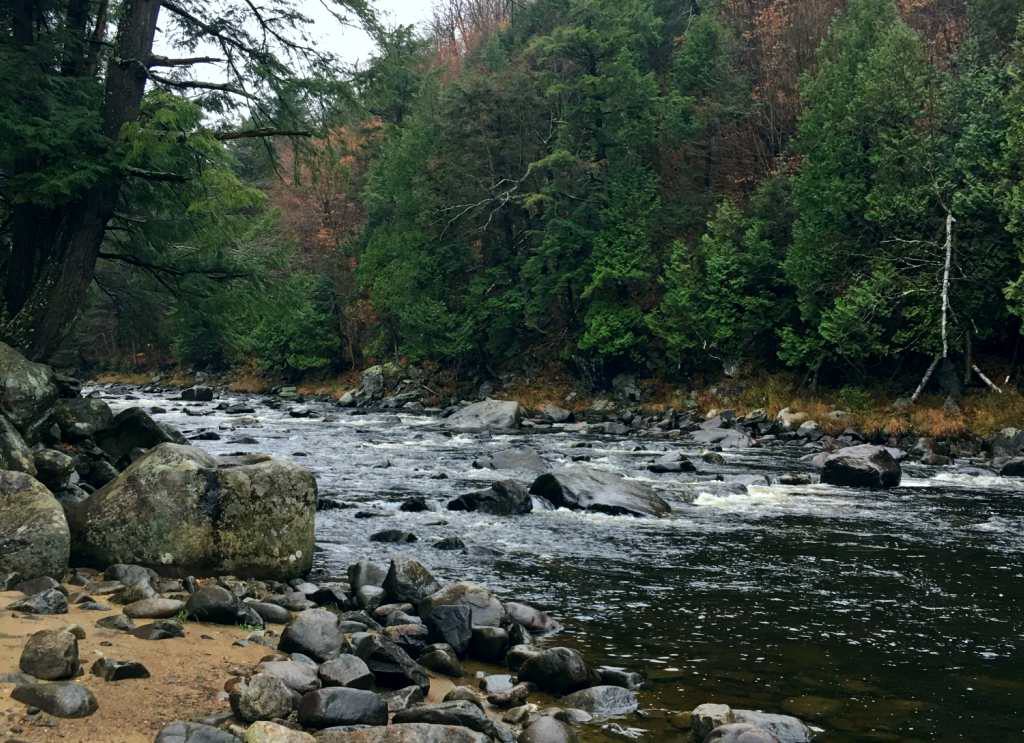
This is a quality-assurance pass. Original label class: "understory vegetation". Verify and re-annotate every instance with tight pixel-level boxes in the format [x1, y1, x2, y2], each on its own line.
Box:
[6, 0, 1024, 402]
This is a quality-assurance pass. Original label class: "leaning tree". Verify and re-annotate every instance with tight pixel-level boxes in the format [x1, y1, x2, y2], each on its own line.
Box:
[0, 0, 374, 360]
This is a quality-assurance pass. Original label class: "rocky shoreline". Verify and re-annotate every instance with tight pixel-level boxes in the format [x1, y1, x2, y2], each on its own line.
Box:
[3, 343, 1023, 742]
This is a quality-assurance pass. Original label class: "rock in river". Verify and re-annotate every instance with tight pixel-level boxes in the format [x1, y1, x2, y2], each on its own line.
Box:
[529, 467, 670, 517]
[70, 443, 316, 579]
[447, 481, 533, 516]
[316, 724, 490, 743]
[517, 647, 599, 695]
[519, 717, 579, 743]
[0, 470, 69, 581]
[820, 444, 901, 489]
[443, 399, 523, 431]
[559, 685, 638, 720]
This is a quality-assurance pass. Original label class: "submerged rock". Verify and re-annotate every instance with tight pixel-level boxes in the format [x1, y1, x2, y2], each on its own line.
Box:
[529, 467, 670, 517]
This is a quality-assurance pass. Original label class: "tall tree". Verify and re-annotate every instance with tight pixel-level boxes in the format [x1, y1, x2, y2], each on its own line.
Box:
[0, 0, 372, 359]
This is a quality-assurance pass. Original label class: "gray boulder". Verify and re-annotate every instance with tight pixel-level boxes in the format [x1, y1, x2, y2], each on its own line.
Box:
[505, 601, 561, 634]
[297, 687, 388, 728]
[529, 467, 670, 518]
[418, 643, 463, 677]
[519, 717, 579, 743]
[155, 721, 237, 743]
[319, 655, 374, 689]
[94, 407, 185, 464]
[0, 470, 69, 580]
[0, 341, 57, 432]
[279, 608, 344, 662]
[517, 647, 598, 695]
[472, 448, 546, 473]
[559, 685, 638, 720]
[19, 629, 79, 680]
[259, 659, 321, 694]
[999, 458, 1024, 477]
[706, 724, 780, 743]
[991, 427, 1024, 459]
[443, 399, 523, 431]
[648, 451, 696, 474]
[0, 414, 35, 474]
[821, 445, 901, 489]
[690, 428, 753, 449]
[51, 397, 113, 440]
[383, 557, 441, 604]
[351, 633, 430, 692]
[230, 673, 295, 722]
[70, 443, 316, 579]
[418, 581, 504, 627]
[731, 710, 814, 743]
[10, 682, 97, 718]
[33, 448, 75, 491]
[447, 481, 533, 515]
[423, 604, 473, 657]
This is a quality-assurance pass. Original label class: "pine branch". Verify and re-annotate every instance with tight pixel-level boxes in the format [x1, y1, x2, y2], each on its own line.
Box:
[148, 54, 224, 67]
[214, 128, 312, 141]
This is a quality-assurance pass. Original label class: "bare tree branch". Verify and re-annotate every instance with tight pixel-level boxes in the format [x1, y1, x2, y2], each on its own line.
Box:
[214, 127, 312, 140]
[148, 54, 224, 67]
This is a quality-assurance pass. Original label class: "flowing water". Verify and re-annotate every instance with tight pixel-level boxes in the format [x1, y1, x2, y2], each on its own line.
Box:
[95, 387, 1023, 742]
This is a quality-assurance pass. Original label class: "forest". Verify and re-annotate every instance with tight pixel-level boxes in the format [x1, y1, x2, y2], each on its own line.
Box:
[3, 0, 1024, 393]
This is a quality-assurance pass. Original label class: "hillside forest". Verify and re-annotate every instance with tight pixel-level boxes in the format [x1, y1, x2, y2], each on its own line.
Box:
[4, 0, 1024, 395]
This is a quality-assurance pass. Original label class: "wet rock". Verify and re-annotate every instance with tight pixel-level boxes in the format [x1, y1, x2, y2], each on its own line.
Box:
[351, 633, 430, 692]
[432, 537, 467, 551]
[124, 597, 185, 619]
[506, 644, 541, 673]
[0, 470, 69, 581]
[370, 529, 417, 543]
[419, 581, 504, 627]
[90, 657, 151, 681]
[259, 660, 321, 694]
[472, 448, 546, 473]
[423, 604, 473, 656]
[505, 601, 562, 634]
[648, 451, 696, 474]
[244, 721, 316, 743]
[517, 647, 598, 696]
[182, 386, 214, 402]
[705, 724, 780, 743]
[777, 473, 812, 486]
[991, 427, 1024, 459]
[443, 399, 523, 431]
[0, 413, 36, 474]
[8, 588, 68, 615]
[383, 557, 441, 604]
[19, 629, 79, 680]
[393, 700, 501, 739]
[10, 682, 98, 718]
[597, 666, 644, 690]
[278, 608, 344, 662]
[999, 458, 1024, 477]
[469, 626, 508, 663]
[155, 721, 238, 743]
[131, 620, 185, 640]
[0, 341, 58, 431]
[382, 685, 427, 713]
[231, 673, 296, 722]
[691, 428, 753, 449]
[71, 443, 316, 579]
[692, 704, 734, 740]
[400, 496, 432, 512]
[730, 710, 813, 743]
[447, 481, 533, 516]
[486, 682, 531, 709]
[315, 723, 490, 743]
[356, 585, 385, 611]
[559, 685, 638, 720]
[542, 405, 574, 424]
[519, 717, 579, 743]
[319, 654, 374, 689]
[821, 445, 901, 489]
[419, 643, 463, 677]
[297, 687, 388, 728]
[94, 407, 185, 465]
[529, 467, 670, 518]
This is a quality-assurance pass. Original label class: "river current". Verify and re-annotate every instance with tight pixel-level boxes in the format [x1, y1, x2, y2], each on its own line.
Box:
[95, 386, 1023, 742]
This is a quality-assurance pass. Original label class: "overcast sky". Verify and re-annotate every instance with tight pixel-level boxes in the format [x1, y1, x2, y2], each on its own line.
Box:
[320, 0, 434, 65]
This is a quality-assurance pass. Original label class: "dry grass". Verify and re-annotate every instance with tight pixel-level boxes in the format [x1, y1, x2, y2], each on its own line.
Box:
[296, 371, 361, 398]
[91, 371, 153, 385]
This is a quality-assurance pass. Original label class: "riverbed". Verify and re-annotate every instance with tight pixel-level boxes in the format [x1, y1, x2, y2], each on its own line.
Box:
[95, 386, 1023, 742]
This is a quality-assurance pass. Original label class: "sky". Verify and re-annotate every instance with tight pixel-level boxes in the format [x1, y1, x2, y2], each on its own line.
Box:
[313, 0, 434, 65]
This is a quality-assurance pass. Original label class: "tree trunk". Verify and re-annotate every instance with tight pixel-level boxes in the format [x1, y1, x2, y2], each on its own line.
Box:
[0, 0, 162, 361]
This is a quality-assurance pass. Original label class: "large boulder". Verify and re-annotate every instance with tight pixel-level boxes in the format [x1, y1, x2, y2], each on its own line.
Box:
[517, 647, 598, 695]
[418, 582, 504, 628]
[0, 470, 69, 580]
[94, 407, 185, 465]
[447, 481, 533, 516]
[51, 397, 113, 440]
[70, 443, 316, 579]
[529, 467, 670, 518]
[821, 445, 901, 489]
[443, 400, 522, 431]
[297, 687, 388, 728]
[0, 414, 36, 474]
[19, 629, 79, 680]
[278, 608, 345, 662]
[0, 342, 57, 432]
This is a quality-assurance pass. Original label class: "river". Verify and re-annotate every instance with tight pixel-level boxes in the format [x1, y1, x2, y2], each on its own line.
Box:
[96, 386, 1023, 742]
